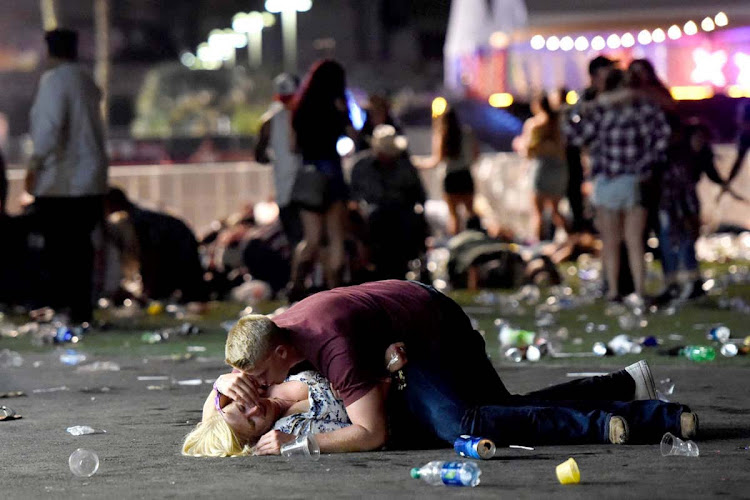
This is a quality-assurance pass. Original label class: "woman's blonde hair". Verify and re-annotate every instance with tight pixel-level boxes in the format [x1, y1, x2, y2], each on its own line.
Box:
[181, 415, 254, 458]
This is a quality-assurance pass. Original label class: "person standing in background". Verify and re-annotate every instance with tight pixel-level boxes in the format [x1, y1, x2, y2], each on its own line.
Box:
[0, 146, 7, 217]
[255, 73, 303, 249]
[725, 98, 750, 191]
[415, 106, 479, 235]
[513, 93, 568, 242]
[288, 60, 354, 297]
[26, 29, 108, 324]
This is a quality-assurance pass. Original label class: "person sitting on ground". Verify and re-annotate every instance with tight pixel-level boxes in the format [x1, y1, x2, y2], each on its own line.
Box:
[350, 125, 428, 279]
[202, 280, 698, 456]
[104, 187, 209, 305]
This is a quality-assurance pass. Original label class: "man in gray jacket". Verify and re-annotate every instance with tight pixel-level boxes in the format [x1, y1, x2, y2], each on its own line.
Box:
[26, 29, 108, 323]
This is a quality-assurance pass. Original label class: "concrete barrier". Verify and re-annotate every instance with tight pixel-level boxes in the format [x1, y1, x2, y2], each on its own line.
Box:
[5, 145, 749, 238]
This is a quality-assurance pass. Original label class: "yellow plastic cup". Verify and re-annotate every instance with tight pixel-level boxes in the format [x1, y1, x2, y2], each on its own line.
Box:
[556, 457, 581, 485]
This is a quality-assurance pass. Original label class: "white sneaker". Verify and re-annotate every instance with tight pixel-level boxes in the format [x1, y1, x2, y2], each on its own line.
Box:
[625, 360, 657, 400]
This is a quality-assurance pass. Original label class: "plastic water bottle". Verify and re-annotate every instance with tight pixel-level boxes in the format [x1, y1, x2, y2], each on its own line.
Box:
[681, 345, 716, 362]
[410, 461, 481, 487]
[708, 326, 730, 343]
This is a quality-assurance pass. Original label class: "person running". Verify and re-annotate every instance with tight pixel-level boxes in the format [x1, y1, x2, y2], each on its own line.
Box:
[255, 73, 304, 249]
[288, 60, 355, 298]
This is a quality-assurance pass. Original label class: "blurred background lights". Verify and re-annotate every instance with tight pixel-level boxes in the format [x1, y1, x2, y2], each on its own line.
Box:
[180, 52, 196, 68]
[565, 90, 579, 105]
[574, 36, 589, 51]
[591, 36, 605, 51]
[431, 97, 447, 118]
[701, 17, 715, 32]
[637, 29, 652, 45]
[560, 36, 574, 51]
[620, 33, 635, 48]
[488, 93, 514, 108]
[489, 31, 510, 49]
[606, 34, 620, 49]
[715, 12, 729, 27]
[336, 136, 355, 157]
[265, 0, 312, 13]
[684, 20, 698, 35]
[652, 28, 666, 43]
[545, 36, 560, 51]
[530, 34, 545, 50]
[668, 25, 682, 39]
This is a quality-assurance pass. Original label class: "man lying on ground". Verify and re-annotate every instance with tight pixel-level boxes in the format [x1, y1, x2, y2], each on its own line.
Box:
[186, 280, 698, 456]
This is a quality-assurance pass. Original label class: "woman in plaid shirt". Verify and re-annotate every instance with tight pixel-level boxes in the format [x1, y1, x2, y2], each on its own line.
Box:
[569, 69, 671, 303]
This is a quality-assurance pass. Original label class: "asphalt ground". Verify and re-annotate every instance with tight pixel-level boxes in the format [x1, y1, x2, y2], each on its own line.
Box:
[2, 346, 749, 499]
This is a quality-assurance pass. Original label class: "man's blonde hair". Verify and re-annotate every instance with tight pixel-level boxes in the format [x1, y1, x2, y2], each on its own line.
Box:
[225, 314, 286, 370]
[181, 415, 253, 457]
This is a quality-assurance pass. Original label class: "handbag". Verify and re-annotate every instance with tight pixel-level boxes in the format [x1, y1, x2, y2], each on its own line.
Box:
[290, 163, 329, 211]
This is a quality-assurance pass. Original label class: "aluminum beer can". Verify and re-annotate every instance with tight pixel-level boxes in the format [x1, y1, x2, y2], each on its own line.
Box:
[454, 435, 496, 460]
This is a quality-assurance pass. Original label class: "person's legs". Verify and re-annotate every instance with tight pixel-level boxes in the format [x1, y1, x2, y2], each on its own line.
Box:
[444, 193, 460, 236]
[396, 359, 613, 446]
[289, 209, 323, 290]
[549, 195, 566, 238]
[623, 206, 648, 297]
[324, 200, 347, 288]
[278, 204, 303, 250]
[532, 193, 545, 241]
[566, 146, 585, 232]
[597, 208, 623, 300]
[520, 370, 635, 402]
[509, 398, 687, 444]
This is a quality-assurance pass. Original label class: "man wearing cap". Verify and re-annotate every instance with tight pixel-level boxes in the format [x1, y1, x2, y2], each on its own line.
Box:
[255, 74, 303, 248]
[350, 125, 427, 279]
[26, 29, 108, 324]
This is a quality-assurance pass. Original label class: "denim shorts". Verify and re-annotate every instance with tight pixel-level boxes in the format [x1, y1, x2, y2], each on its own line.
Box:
[592, 174, 640, 210]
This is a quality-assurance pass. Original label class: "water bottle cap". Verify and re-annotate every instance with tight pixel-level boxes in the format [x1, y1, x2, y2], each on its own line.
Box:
[410, 468, 420, 479]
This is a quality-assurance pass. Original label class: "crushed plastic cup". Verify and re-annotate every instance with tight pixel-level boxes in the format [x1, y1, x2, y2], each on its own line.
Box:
[555, 457, 580, 484]
[1, 406, 16, 418]
[280, 435, 320, 461]
[69, 448, 100, 477]
[67, 425, 98, 436]
[660, 432, 699, 457]
[0, 349, 24, 368]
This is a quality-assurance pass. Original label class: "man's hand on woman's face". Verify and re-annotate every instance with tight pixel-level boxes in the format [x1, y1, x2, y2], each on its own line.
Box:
[215, 371, 266, 407]
[253, 430, 296, 455]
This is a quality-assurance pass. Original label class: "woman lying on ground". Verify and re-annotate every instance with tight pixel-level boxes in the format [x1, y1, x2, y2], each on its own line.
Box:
[182, 343, 406, 457]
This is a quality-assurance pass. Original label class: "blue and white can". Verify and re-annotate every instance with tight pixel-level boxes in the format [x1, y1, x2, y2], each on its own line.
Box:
[454, 435, 496, 460]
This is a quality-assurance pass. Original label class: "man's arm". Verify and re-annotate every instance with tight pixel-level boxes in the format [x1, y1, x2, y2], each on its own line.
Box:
[253, 385, 388, 454]
[254, 118, 271, 163]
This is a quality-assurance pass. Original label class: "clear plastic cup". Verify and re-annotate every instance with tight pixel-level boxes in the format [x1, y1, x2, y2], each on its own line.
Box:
[555, 457, 580, 484]
[280, 435, 320, 461]
[69, 448, 100, 477]
[660, 432, 699, 457]
[0, 406, 16, 418]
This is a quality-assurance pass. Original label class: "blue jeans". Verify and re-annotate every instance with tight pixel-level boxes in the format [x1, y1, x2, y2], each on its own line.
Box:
[658, 210, 698, 275]
[387, 284, 688, 448]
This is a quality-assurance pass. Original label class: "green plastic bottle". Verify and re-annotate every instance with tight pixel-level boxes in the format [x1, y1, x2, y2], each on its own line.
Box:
[681, 345, 716, 362]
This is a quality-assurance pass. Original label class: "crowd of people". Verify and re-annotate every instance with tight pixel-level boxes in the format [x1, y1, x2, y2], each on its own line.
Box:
[0, 29, 748, 323]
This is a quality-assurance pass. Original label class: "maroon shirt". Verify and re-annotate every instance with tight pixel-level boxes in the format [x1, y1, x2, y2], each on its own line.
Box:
[274, 280, 441, 406]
